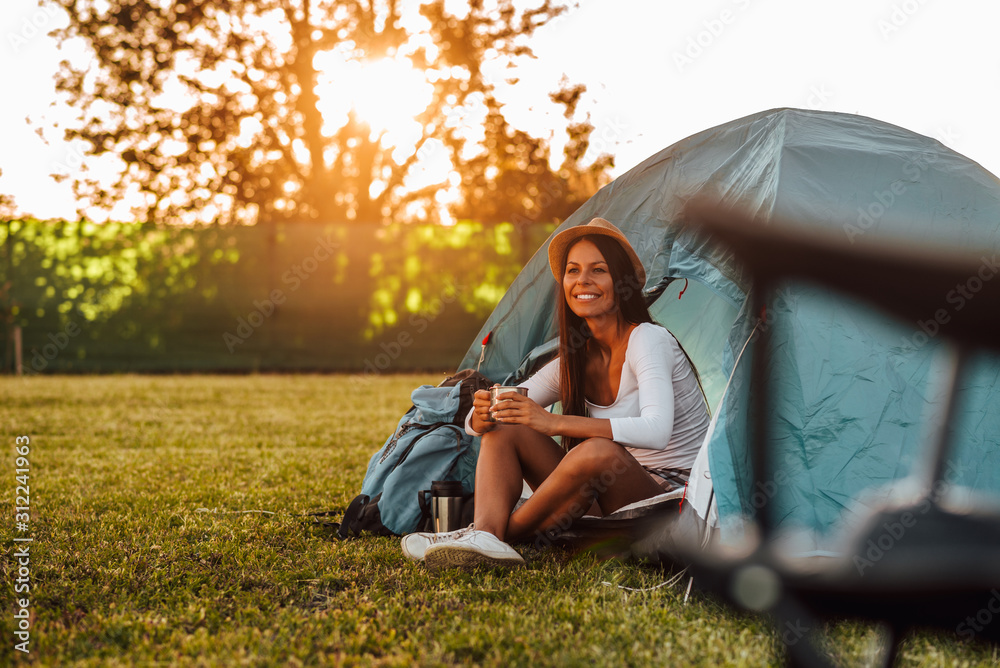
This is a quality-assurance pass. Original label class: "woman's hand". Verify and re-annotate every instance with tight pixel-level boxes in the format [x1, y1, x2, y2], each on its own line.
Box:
[469, 389, 497, 434]
[490, 390, 559, 436]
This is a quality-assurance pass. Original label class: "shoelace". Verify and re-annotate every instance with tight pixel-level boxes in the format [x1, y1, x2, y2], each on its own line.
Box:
[428, 523, 476, 545]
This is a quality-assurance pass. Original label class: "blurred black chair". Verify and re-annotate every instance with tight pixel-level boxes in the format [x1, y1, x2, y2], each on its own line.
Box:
[669, 199, 1000, 667]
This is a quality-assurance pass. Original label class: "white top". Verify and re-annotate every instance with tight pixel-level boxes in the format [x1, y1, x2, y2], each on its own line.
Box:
[467, 322, 710, 470]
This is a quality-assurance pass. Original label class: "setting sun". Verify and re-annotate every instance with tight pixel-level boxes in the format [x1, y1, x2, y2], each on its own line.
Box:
[313, 47, 464, 222]
[313, 50, 434, 162]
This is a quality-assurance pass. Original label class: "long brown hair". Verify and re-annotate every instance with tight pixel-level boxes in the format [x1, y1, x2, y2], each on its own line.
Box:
[557, 234, 652, 450]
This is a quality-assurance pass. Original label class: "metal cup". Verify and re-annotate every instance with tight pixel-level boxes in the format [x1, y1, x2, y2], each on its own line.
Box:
[487, 386, 528, 422]
[430, 480, 465, 533]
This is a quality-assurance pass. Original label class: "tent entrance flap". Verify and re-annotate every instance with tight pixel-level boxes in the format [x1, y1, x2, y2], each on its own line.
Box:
[648, 277, 740, 411]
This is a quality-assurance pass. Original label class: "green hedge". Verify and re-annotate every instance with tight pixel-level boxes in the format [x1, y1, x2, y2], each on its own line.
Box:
[0, 220, 555, 373]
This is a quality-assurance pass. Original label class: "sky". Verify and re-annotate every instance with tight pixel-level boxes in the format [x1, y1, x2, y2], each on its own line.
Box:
[2, 0, 1000, 221]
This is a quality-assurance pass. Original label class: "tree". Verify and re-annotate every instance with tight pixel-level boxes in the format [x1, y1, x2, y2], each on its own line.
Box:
[450, 82, 613, 227]
[48, 0, 611, 225]
[0, 171, 17, 222]
[1, 176, 19, 372]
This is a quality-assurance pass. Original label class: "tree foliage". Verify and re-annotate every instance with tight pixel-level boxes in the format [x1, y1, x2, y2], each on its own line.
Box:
[450, 82, 612, 226]
[49, 0, 611, 225]
[0, 218, 545, 372]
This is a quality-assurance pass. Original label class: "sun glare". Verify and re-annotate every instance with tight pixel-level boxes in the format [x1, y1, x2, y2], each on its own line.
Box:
[313, 49, 464, 222]
[313, 51, 434, 160]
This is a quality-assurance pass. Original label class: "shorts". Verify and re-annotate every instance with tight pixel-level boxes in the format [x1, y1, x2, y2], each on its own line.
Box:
[643, 466, 691, 492]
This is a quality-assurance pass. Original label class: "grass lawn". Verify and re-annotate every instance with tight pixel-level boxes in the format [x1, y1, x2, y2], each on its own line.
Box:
[2, 374, 998, 666]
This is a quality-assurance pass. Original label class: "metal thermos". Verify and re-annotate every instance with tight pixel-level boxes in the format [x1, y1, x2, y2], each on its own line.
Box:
[430, 480, 465, 533]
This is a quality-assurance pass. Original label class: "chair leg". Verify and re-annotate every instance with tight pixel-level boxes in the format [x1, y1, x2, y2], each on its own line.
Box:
[876, 624, 903, 668]
[774, 595, 836, 668]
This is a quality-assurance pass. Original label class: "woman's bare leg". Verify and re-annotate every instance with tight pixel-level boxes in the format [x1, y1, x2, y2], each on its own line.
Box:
[473, 424, 564, 540]
[504, 438, 664, 543]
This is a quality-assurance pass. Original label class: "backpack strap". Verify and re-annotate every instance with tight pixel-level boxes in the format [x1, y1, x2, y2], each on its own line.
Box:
[440, 369, 492, 426]
[417, 488, 432, 532]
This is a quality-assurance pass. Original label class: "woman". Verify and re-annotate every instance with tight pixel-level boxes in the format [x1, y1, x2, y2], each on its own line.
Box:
[403, 217, 710, 570]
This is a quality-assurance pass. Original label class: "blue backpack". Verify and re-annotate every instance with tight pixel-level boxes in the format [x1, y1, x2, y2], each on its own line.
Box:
[335, 369, 492, 537]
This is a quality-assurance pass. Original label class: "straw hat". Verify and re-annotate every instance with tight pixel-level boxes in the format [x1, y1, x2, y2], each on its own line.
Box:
[547, 217, 646, 285]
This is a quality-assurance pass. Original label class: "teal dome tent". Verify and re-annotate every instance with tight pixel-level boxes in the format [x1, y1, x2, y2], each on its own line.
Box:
[458, 108, 1000, 549]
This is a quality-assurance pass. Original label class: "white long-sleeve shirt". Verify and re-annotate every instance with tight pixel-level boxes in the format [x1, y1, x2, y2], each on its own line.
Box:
[469, 322, 710, 470]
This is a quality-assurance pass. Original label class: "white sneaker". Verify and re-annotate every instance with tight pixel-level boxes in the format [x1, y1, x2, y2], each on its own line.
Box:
[401, 524, 477, 561]
[423, 529, 525, 571]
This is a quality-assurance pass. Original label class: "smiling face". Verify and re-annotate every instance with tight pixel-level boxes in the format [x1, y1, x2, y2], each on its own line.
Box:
[562, 238, 618, 320]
